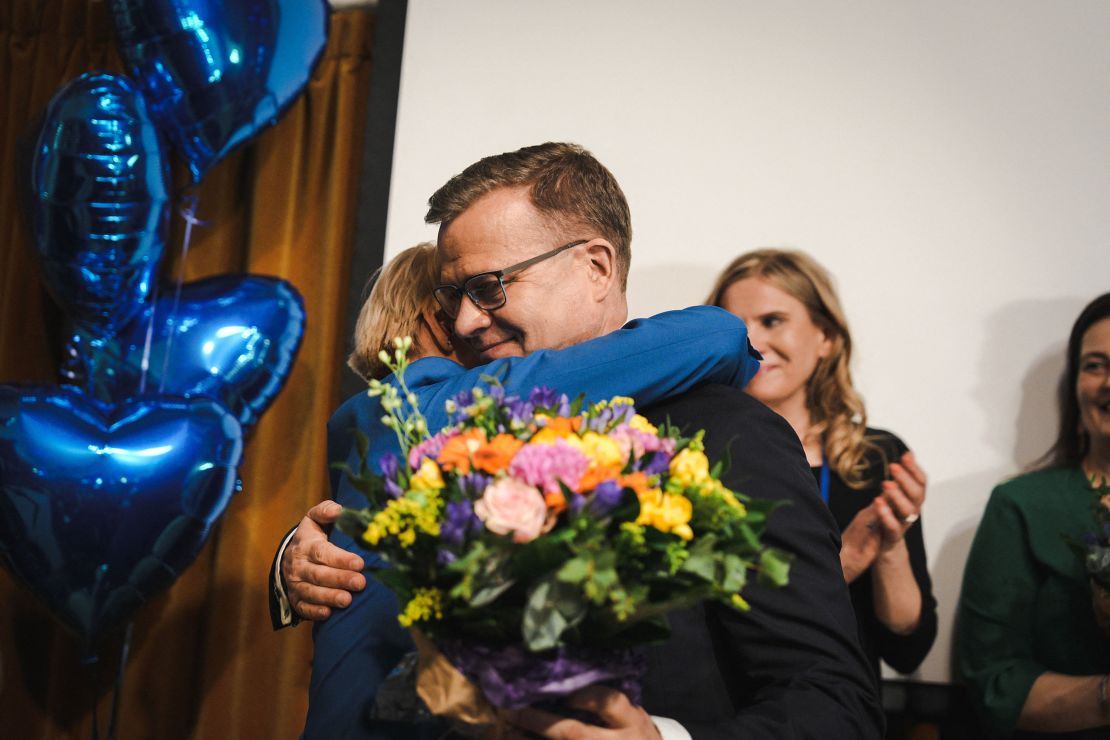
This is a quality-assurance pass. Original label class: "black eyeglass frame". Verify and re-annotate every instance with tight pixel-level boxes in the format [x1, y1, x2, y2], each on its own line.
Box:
[433, 238, 589, 318]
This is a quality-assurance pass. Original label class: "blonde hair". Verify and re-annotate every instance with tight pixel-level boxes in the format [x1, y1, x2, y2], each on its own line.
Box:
[706, 248, 879, 488]
[348, 243, 439, 382]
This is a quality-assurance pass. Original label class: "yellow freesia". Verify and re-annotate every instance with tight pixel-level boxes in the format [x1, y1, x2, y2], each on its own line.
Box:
[635, 489, 694, 540]
[567, 432, 625, 469]
[669, 448, 710, 488]
[409, 458, 445, 492]
[628, 414, 657, 434]
[529, 427, 561, 445]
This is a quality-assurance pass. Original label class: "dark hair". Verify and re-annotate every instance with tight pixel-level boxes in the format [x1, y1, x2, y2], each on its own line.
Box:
[1040, 292, 1110, 469]
[425, 142, 632, 290]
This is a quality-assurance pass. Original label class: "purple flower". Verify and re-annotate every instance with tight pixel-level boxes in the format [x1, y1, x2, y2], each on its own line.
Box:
[408, 429, 453, 469]
[566, 492, 586, 516]
[453, 389, 475, 409]
[384, 478, 403, 498]
[442, 500, 476, 547]
[586, 407, 614, 433]
[436, 548, 458, 566]
[639, 451, 672, 476]
[459, 471, 492, 498]
[489, 385, 506, 402]
[611, 398, 637, 420]
[508, 440, 589, 494]
[378, 452, 400, 479]
[507, 398, 535, 424]
[529, 386, 559, 408]
[589, 479, 624, 517]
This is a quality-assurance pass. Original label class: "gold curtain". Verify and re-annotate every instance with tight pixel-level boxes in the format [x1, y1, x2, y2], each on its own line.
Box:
[0, 2, 376, 737]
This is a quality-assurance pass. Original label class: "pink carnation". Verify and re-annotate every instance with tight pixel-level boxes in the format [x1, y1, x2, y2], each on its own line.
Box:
[611, 425, 673, 460]
[474, 477, 548, 543]
[408, 429, 455, 469]
[507, 440, 589, 494]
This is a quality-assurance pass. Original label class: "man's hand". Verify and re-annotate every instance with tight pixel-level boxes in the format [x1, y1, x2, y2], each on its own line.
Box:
[507, 686, 661, 739]
[282, 501, 366, 621]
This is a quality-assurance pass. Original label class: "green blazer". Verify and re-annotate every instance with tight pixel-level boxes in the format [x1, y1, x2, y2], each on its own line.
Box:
[957, 466, 1110, 739]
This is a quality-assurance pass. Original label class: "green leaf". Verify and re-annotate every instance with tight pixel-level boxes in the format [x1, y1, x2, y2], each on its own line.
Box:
[512, 530, 575, 577]
[679, 533, 719, 582]
[470, 579, 516, 608]
[710, 437, 733, 479]
[522, 578, 587, 651]
[608, 488, 641, 524]
[353, 428, 370, 472]
[681, 551, 716, 582]
[479, 367, 508, 386]
[721, 553, 748, 593]
[757, 548, 793, 588]
[557, 556, 591, 584]
[569, 393, 585, 417]
[335, 509, 372, 542]
[372, 564, 411, 597]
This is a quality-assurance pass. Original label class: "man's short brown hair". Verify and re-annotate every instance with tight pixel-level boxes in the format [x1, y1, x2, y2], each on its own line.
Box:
[425, 142, 632, 290]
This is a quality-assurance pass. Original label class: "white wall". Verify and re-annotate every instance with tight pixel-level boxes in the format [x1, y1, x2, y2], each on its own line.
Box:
[385, 0, 1110, 683]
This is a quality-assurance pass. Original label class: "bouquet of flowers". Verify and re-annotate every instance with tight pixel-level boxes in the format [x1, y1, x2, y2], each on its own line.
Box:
[1072, 475, 1110, 637]
[337, 339, 792, 731]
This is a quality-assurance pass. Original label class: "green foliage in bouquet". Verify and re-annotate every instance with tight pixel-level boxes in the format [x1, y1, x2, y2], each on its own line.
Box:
[336, 339, 793, 652]
[1070, 474, 1110, 590]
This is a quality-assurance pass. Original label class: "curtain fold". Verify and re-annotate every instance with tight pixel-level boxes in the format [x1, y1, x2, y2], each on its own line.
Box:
[0, 3, 376, 737]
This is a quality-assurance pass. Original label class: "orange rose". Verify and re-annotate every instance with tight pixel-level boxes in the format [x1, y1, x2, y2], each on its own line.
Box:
[619, 472, 651, 496]
[539, 416, 582, 437]
[473, 433, 525, 475]
[544, 489, 567, 513]
[436, 429, 487, 474]
[579, 464, 623, 492]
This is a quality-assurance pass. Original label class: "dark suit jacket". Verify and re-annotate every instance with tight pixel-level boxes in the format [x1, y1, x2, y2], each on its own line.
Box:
[640, 384, 884, 739]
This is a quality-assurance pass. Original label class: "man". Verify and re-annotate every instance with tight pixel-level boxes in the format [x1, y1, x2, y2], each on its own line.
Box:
[289, 143, 883, 738]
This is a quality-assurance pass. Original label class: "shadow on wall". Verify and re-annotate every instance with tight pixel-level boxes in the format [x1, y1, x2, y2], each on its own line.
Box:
[974, 297, 1080, 469]
[625, 262, 721, 318]
[905, 297, 1085, 696]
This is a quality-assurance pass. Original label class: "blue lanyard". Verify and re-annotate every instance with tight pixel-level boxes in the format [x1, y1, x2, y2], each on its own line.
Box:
[819, 448, 830, 504]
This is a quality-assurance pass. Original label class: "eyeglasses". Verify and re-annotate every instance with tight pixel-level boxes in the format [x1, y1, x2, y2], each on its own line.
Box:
[433, 239, 589, 319]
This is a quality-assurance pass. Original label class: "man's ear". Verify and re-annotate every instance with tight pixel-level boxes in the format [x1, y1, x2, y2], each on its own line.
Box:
[420, 303, 454, 356]
[583, 239, 618, 300]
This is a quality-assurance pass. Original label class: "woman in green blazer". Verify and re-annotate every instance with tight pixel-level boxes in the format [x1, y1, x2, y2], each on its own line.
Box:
[958, 292, 1110, 738]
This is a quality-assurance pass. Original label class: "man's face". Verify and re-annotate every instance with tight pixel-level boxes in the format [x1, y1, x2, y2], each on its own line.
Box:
[437, 186, 605, 361]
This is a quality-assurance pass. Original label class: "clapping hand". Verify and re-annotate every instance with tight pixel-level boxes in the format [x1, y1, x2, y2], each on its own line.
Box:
[840, 451, 927, 583]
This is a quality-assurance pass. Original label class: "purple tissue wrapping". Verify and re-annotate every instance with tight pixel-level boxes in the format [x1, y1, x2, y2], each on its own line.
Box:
[438, 640, 645, 710]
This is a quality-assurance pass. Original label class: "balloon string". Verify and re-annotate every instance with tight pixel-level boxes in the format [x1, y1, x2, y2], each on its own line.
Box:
[105, 621, 133, 740]
[137, 282, 160, 395]
[158, 195, 206, 394]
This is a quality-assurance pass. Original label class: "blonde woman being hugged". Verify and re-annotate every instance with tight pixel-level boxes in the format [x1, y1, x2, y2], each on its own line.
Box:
[707, 248, 937, 681]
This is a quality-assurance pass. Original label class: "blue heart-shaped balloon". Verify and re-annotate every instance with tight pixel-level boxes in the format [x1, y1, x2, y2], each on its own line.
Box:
[107, 0, 329, 183]
[74, 275, 305, 430]
[0, 386, 242, 646]
[30, 73, 169, 341]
